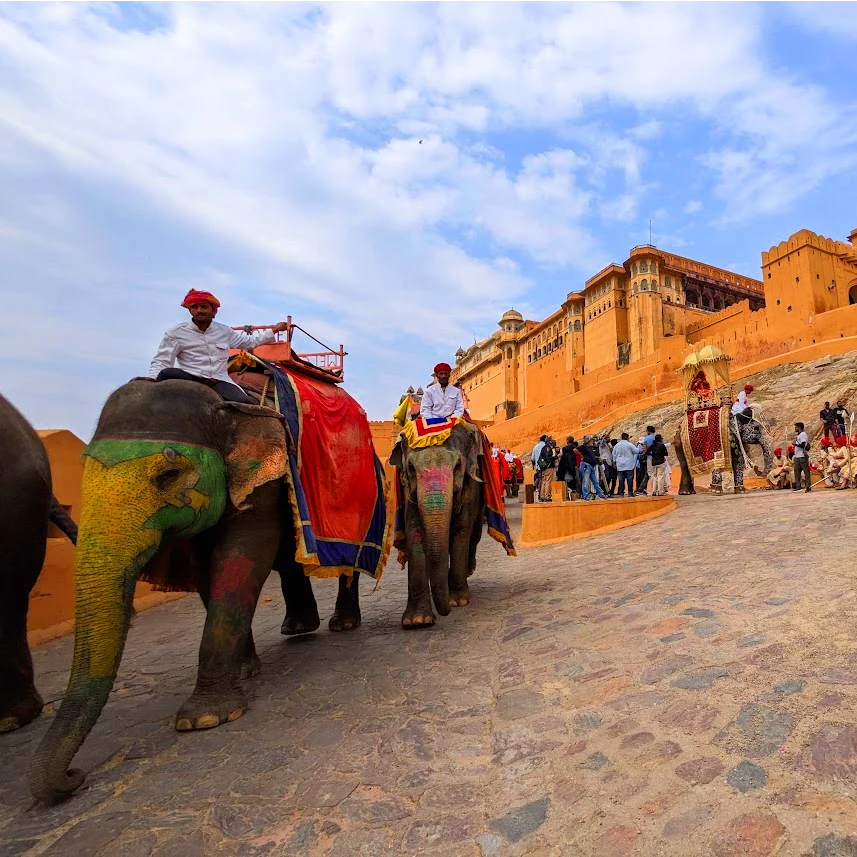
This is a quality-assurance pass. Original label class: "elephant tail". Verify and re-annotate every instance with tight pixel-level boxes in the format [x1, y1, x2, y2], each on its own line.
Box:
[49, 496, 78, 545]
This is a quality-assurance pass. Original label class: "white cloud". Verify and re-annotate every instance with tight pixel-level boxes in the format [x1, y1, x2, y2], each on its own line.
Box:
[0, 2, 853, 429]
[684, 201, 703, 215]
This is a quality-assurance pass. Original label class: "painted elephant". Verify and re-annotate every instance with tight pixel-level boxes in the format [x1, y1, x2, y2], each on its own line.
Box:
[675, 415, 773, 494]
[28, 378, 364, 804]
[389, 423, 485, 628]
[0, 394, 78, 734]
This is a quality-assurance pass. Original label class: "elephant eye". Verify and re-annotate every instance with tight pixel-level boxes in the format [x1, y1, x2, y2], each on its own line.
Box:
[153, 467, 183, 492]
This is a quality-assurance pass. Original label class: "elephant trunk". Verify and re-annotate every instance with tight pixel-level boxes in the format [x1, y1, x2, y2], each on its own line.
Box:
[28, 469, 163, 804]
[417, 470, 453, 617]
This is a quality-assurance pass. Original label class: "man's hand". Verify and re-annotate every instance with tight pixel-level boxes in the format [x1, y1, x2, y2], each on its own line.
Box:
[272, 321, 289, 333]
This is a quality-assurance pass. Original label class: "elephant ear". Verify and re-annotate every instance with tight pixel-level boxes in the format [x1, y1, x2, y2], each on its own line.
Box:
[389, 438, 405, 470]
[464, 426, 484, 483]
[221, 402, 291, 511]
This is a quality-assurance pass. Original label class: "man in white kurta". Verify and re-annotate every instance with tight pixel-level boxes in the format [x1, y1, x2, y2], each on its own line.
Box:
[149, 289, 288, 403]
[419, 362, 465, 420]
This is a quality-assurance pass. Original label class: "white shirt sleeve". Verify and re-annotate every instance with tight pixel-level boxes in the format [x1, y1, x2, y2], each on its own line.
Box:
[450, 386, 465, 418]
[419, 386, 437, 419]
[227, 327, 276, 350]
[149, 332, 180, 378]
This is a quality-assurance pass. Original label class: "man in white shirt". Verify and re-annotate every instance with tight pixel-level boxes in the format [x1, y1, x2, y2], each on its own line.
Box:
[792, 421, 812, 492]
[731, 384, 754, 425]
[419, 363, 465, 420]
[149, 289, 288, 403]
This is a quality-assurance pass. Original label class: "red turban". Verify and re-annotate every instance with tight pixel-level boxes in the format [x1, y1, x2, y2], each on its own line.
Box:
[822, 438, 832, 448]
[773, 447, 782, 456]
[787, 445, 795, 455]
[434, 362, 452, 374]
[836, 435, 847, 447]
[181, 289, 221, 309]
[743, 384, 754, 392]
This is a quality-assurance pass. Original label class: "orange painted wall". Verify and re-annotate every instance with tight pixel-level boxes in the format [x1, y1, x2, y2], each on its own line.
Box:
[461, 363, 506, 422]
[519, 495, 676, 546]
[583, 306, 624, 372]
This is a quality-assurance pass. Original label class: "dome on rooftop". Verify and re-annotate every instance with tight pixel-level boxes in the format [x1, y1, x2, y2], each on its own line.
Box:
[500, 308, 524, 323]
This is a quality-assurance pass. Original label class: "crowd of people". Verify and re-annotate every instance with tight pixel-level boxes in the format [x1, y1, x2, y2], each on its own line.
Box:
[529, 427, 671, 502]
[768, 412, 857, 493]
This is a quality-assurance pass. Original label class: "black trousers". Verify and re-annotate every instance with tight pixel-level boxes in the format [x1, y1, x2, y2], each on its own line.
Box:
[156, 368, 252, 404]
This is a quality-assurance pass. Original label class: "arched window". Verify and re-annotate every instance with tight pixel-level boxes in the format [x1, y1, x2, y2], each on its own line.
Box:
[641, 279, 649, 290]
[665, 275, 672, 287]
[528, 354, 532, 363]
[666, 295, 671, 303]
[574, 320, 581, 331]
[640, 260, 648, 273]
[849, 284, 857, 305]
[558, 335, 563, 345]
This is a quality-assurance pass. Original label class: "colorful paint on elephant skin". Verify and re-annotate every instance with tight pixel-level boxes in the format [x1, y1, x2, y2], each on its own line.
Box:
[75, 441, 228, 678]
[416, 463, 453, 513]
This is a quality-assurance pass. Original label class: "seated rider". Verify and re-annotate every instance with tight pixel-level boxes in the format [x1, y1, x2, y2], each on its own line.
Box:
[731, 384, 754, 426]
[149, 289, 288, 404]
[419, 362, 465, 421]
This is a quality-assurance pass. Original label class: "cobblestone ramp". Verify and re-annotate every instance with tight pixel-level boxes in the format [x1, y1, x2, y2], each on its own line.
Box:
[3, 492, 857, 856]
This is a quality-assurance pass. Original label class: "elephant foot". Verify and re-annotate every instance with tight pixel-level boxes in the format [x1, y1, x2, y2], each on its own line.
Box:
[281, 610, 320, 636]
[175, 688, 247, 731]
[0, 689, 44, 734]
[402, 606, 435, 629]
[239, 652, 262, 680]
[329, 608, 361, 632]
[449, 587, 471, 608]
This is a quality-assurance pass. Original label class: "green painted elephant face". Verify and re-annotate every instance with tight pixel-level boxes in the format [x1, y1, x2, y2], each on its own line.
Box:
[82, 440, 227, 558]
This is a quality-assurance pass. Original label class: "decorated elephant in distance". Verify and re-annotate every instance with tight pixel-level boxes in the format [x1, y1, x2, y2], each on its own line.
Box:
[0, 394, 78, 734]
[674, 415, 773, 495]
[389, 423, 486, 628]
[28, 378, 370, 805]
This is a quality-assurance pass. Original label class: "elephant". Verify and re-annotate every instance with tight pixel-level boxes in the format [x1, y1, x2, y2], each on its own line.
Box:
[389, 423, 486, 628]
[28, 378, 365, 805]
[675, 414, 773, 495]
[0, 394, 78, 734]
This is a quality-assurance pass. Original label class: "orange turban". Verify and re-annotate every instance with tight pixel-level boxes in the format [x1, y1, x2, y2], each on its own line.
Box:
[181, 289, 221, 309]
[434, 362, 452, 374]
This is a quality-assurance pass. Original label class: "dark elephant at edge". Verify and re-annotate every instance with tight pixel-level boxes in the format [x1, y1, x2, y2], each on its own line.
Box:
[26, 379, 362, 805]
[0, 393, 78, 734]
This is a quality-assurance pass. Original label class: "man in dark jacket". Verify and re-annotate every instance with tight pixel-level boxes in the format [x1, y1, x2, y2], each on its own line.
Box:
[579, 437, 606, 500]
[556, 436, 579, 498]
[647, 433, 670, 495]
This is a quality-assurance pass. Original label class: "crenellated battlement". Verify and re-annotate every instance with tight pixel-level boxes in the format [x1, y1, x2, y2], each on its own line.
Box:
[762, 229, 856, 266]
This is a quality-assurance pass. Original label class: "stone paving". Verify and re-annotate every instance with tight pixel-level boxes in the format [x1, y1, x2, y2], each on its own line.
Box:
[4, 490, 857, 856]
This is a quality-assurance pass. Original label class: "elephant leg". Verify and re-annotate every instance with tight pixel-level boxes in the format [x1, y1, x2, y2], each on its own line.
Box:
[197, 586, 261, 680]
[402, 516, 434, 629]
[674, 434, 696, 495]
[176, 486, 279, 731]
[278, 563, 320, 636]
[0, 590, 43, 733]
[468, 506, 484, 578]
[449, 525, 472, 608]
[329, 572, 361, 632]
[710, 470, 723, 493]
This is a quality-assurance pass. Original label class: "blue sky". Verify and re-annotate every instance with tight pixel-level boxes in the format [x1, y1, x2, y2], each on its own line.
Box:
[1, 2, 856, 438]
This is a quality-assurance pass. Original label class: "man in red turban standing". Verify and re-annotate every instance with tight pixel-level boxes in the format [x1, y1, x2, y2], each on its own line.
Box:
[149, 289, 289, 403]
[419, 362, 465, 420]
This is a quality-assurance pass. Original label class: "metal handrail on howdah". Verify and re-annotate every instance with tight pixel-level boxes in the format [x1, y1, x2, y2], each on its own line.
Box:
[231, 315, 347, 376]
